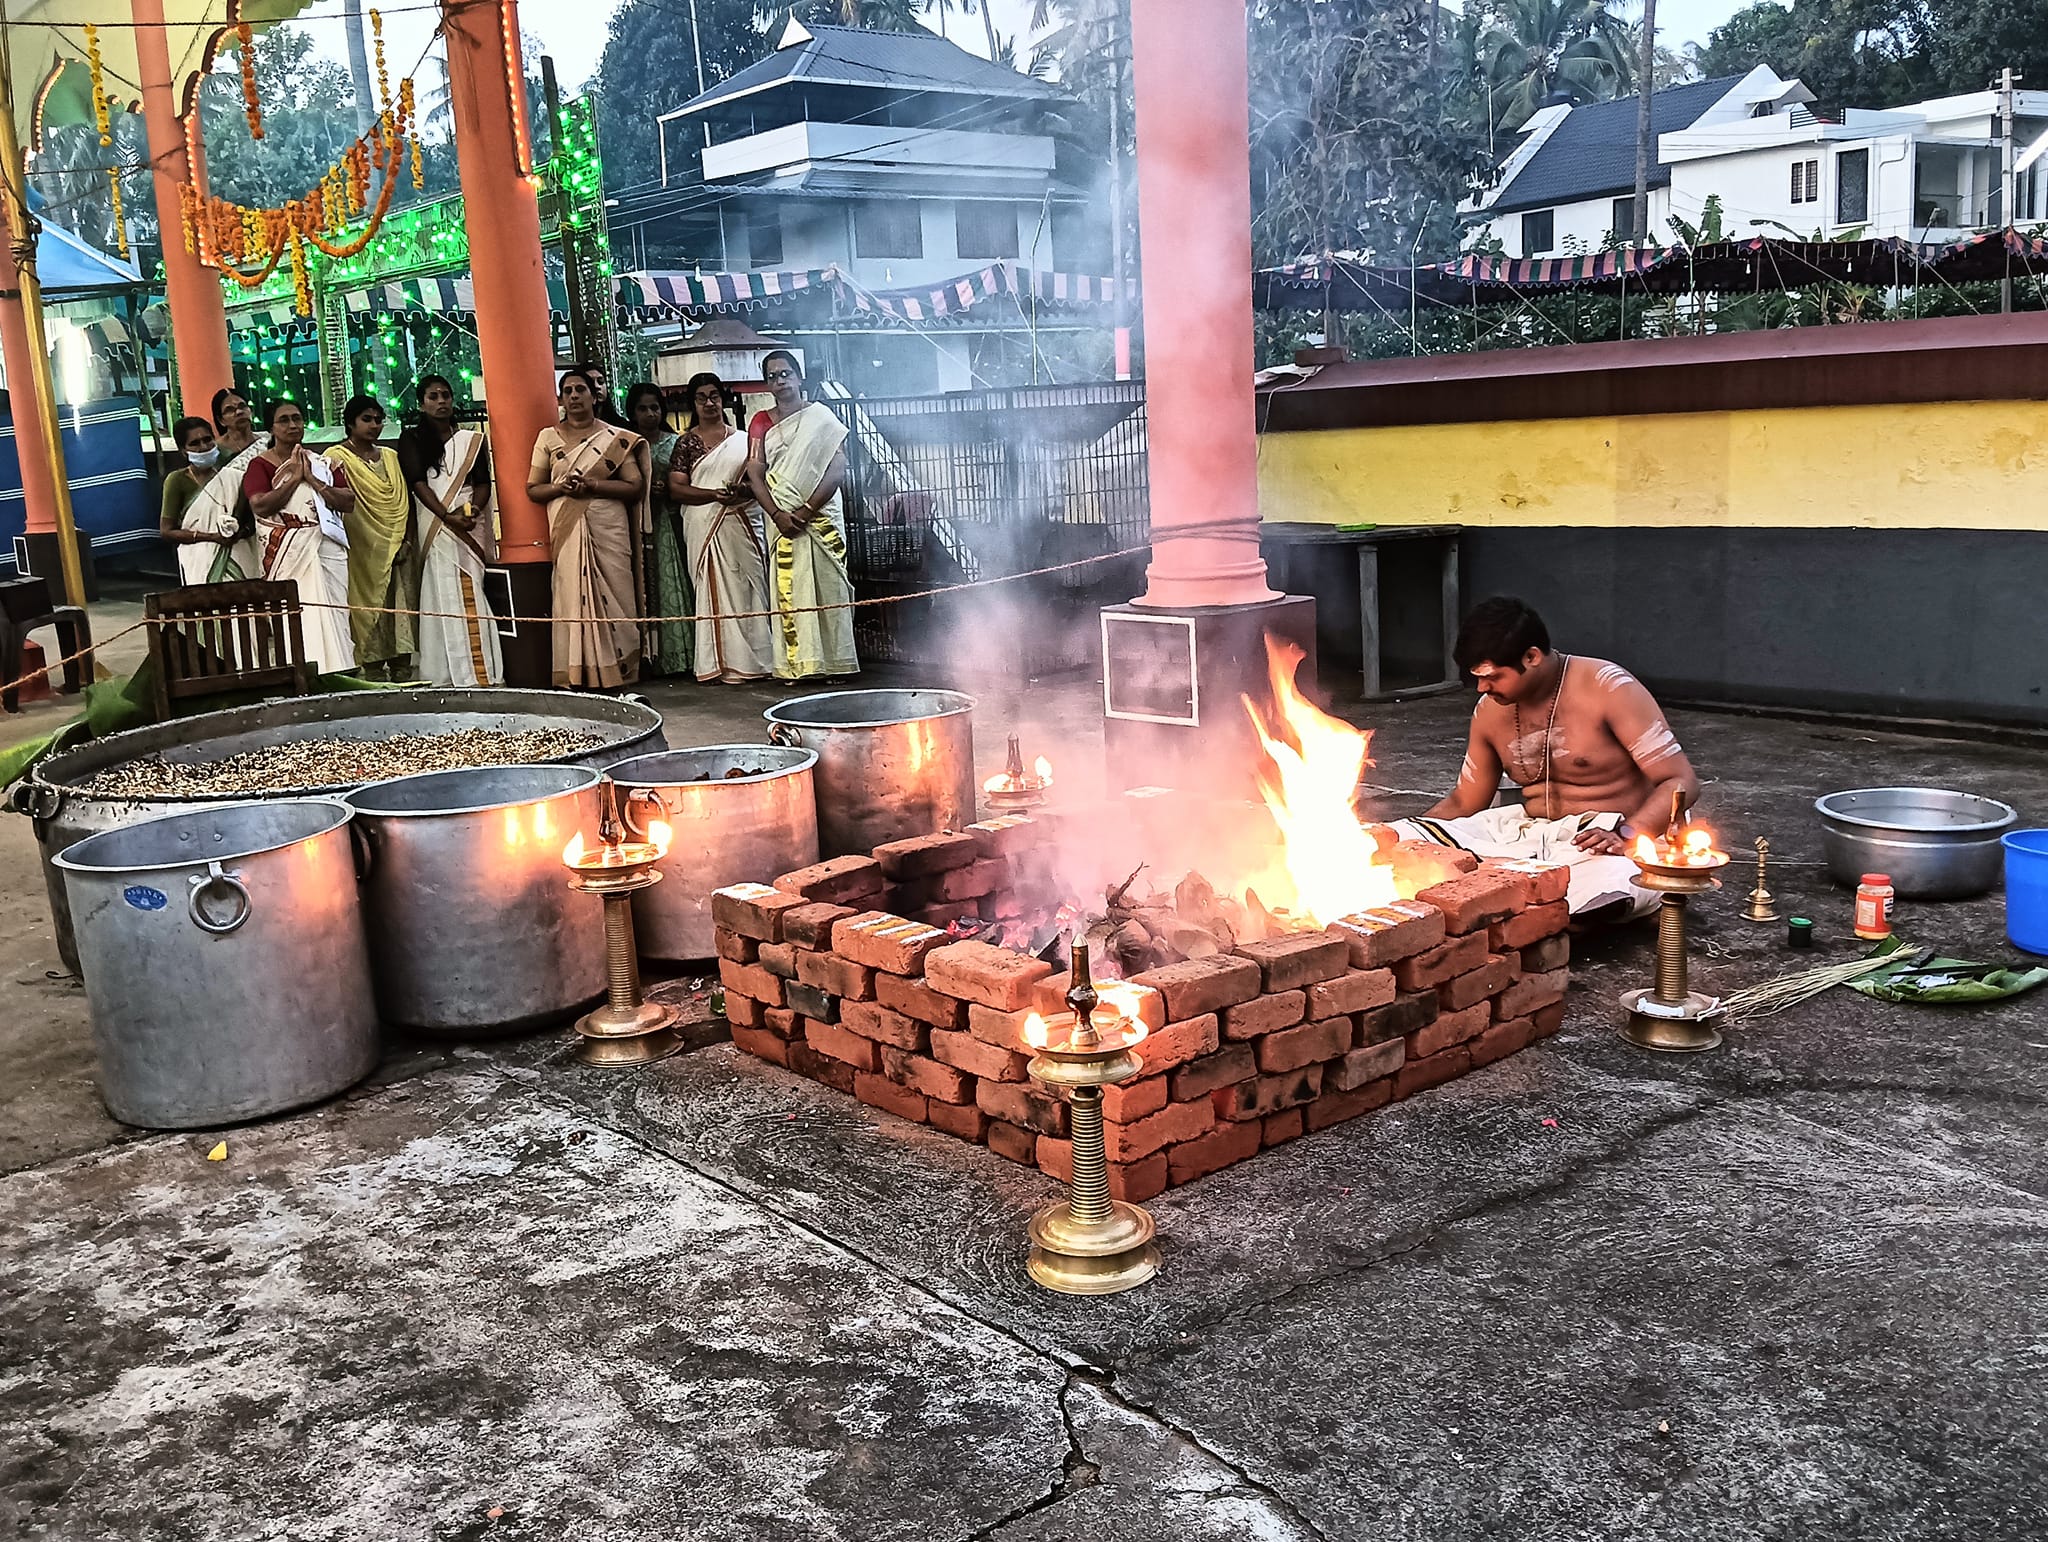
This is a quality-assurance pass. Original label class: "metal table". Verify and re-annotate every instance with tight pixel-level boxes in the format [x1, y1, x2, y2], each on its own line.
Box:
[1259, 523, 1463, 700]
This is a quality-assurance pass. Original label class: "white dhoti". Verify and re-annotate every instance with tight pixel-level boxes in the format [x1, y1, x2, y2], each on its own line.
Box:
[1390, 806, 1655, 918]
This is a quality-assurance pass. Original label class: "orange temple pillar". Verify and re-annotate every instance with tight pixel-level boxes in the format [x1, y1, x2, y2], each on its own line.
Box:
[0, 236, 61, 545]
[133, 0, 232, 416]
[442, 0, 557, 685]
[1099, 0, 1313, 793]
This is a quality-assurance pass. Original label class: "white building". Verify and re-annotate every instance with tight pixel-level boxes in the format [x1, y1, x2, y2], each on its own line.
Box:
[1464, 66, 2048, 257]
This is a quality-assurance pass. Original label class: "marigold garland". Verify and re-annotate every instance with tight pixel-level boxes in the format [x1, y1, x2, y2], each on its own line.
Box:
[237, 23, 263, 140]
[106, 167, 128, 260]
[84, 24, 111, 147]
[371, 10, 391, 115]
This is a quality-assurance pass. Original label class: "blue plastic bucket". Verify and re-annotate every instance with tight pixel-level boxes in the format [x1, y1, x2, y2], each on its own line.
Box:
[2003, 830, 2048, 954]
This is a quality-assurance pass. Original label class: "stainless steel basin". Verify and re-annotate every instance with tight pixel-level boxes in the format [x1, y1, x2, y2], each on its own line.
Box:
[1814, 786, 2018, 899]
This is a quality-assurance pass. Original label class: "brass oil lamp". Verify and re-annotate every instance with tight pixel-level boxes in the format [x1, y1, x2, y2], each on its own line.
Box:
[561, 777, 682, 1066]
[1619, 817, 1730, 1054]
[983, 735, 1053, 814]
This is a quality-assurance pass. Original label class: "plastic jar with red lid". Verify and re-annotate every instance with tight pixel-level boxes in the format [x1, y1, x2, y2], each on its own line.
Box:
[1854, 873, 1895, 941]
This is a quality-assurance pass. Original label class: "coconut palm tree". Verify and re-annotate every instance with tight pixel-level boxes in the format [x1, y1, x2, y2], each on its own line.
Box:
[1479, 0, 1633, 131]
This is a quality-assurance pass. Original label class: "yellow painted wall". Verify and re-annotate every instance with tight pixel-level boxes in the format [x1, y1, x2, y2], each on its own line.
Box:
[1256, 399, 2048, 530]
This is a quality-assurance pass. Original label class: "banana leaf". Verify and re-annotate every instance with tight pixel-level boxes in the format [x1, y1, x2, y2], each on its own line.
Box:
[1845, 939, 2048, 1004]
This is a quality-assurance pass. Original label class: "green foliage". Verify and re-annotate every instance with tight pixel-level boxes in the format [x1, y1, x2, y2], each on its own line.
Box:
[1667, 191, 1726, 243]
[1691, 0, 2048, 108]
[30, 117, 154, 271]
[590, 0, 769, 199]
[1474, 0, 1634, 132]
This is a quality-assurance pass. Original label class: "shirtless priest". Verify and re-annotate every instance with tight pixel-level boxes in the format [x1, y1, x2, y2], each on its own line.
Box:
[1387, 596, 1702, 918]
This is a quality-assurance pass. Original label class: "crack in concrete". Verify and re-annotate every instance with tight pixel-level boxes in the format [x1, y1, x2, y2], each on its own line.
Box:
[956, 1374, 1097, 1542]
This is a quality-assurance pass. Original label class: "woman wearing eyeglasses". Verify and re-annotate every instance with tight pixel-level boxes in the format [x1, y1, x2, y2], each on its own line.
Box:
[744, 350, 858, 681]
[244, 399, 358, 675]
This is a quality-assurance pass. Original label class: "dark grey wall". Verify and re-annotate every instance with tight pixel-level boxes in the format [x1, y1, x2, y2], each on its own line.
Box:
[1460, 527, 2048, 727]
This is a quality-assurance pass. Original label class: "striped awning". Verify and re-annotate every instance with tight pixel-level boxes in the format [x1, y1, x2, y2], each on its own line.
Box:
[851, 262, 1126, 321]
[620, 267, 830, 311]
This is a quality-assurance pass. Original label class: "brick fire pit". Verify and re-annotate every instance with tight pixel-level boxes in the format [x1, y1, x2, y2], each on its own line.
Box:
[712, 809, 1571, 1202]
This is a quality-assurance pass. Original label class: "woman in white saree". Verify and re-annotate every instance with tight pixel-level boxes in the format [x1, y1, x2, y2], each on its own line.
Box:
[669, 372, 774, 683]
[400, 374, 503, 687]
[745, 351, 858, 681]
[243, 398, 357, 675]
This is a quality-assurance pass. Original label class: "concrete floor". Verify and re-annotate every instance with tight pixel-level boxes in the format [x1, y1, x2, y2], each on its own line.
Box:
[5, 659, 2048, 1540]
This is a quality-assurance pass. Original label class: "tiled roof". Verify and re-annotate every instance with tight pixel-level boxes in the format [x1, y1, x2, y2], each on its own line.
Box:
[677, 24, 1059, 115]
[1488, 78, 1741, 214]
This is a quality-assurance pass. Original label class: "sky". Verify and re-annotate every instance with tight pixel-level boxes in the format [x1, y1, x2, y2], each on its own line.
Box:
[290, 0, 1773, 104]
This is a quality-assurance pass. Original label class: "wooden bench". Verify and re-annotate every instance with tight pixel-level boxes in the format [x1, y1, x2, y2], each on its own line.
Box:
[144, 580, 317, 720]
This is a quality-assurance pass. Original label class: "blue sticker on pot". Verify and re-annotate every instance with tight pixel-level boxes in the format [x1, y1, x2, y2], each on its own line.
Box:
[122, 885, 168, 912]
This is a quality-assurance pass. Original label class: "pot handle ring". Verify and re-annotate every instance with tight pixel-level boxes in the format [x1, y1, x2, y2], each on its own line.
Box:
[767, 722, 801, 749]
[188, 862, 252, 936]
[9, 780, 59, 820]
[349, 823, 375, 881]
[621, 786, 670, 838]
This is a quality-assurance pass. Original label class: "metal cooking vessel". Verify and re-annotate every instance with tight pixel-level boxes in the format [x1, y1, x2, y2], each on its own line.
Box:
[343, 764, 607, 1033]
[13, 687, 665, 976]
[1815, 786, 2018, 899]
[609, 745, 820, 961]
[763, 689, 976, 857]
[53, 799, 378, 1129]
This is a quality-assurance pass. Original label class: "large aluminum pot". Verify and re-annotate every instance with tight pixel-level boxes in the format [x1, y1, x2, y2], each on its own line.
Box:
[763, 689, 977, 857]
[343, 764, 607, 1033]
[610, 745, 821, 961]
[14, 687, 664, 977]
[1815, 786, 2018, 899]
[53, 798, 378, 1129]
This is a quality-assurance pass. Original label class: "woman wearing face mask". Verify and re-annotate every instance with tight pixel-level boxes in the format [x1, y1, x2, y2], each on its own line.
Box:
[245, 399, 358, 675]
[160, 418, 245, 585]
[528, 367, 645, 688]
[327, 395, 419, 681]
[625, 382, 692, 678]
[168, 389, 266, 583]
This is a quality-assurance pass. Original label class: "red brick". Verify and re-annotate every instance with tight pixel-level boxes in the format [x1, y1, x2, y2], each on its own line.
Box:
[1255, 1015, 1353, 1074]
[723, 991, 765, 1030]
[756, 941, 799, 979]
[1495, 967, 1569, 1022]
[926, 1100, 990, 1143]
[987, 1120, 1037, 1164]
[762, 1007, 799, 1039]
[1307, 1078, 1394, 1131]
[930, 1027, 1030, 1083]
[803, 1017, 880, 1072]
[966, 1003, 1041, 1051]
[925, 941, 1055, 1009]
[730, 1023, 790, 1065]
[1470, 1015, 1535, 1067]
[1408, 1002, 1491, 1059]
[1531, 1000, 1566, 1038]
[1169, 1043, 1257, 1102]
[1233, 932, 1350, 991]
[1491, 901, 1571, 952]
[1360, 991, 1438, 1045]
[1330, 901, 1447, 968]
[1327, 1038, 1405, 1091]
[931, 860, 1006, 902]
[788, 1042, 856, 1093]
[1438, 954, 1518, 1012]
[1167, 1119, 1263, 1184]
[1393, 1046, 1471, 1100]
[1306, 968, 1396, 1020]
[1101, 1073, 1168, 1124]
[1221, 989, 1307, 1040]
[774, 856, 887, 905]
[976, 1079, 1069, 1137]
[711, 882, 808, 941]
[967, 814, 1047, 857]
[854, 1071, 928, 1123]
[1523, 934, 1572, 975]
[914, 902, 982, 928]
[873, 830, 982, 878]
[718, 957, 786, 1007]
[794, 948, 877, 1001]
[714, 927, 760, 963]
[1416, 871, 1525, 936]
[879, 1048, 975, 1104]
[1489, 857, 1572, 907]
[1035, 1139, 1168, 1204]
[838, 1000, 928, 1052]
[783, 902, 856, 950]
[1390, 931, 1488, 992]
[1105, 1096, 1215, 1161]
[1389, 839, 1479, 893]
[1131, 955, 1263, 1020]
[875, 970, 969, 1029]
[1263, 1108, 1306, 1147]
[1212, 1067, 1322, 1121]
[832, 912, 948, 975]
[782, 981, 834, 1024]
[1133, 1013, 1221, 1075]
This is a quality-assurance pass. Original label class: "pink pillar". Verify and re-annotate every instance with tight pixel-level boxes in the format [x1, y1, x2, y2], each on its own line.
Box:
[1127, 0, 1275, 610]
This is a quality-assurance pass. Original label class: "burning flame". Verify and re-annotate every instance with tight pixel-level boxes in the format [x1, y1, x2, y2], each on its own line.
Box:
[1022, 1012, 1049, 1049]
[1035, 756, 1054, 785]
[1242, 635, 1397, 925]
[562, 832, 586, 867]
[1634, 823, 1726, 868]
[984, 754, 1055, 795]
[646, 818, 673, 858]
